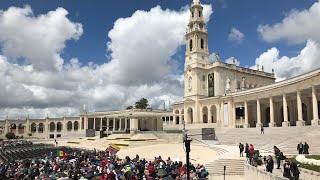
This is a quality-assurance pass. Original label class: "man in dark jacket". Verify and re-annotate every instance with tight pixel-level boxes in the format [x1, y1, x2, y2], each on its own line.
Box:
[266, 155, 274, 173]
[239, 143, 244, 157]
[290, 161, 300, 180]
[303, 142, 309, 154]
[297, 142, 304, 154]
[274, 146, 281, 169]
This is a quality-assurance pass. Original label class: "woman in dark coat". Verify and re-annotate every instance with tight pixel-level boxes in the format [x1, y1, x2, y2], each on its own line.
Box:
[283, 159, 291, 179]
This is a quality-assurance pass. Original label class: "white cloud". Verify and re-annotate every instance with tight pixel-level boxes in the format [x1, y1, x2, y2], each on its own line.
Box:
[251, 39, 320, 81]
[0, 5, 83, 71]
[0, 4, 213, 119]
[225, 57, 240, 66]
[257, 1, 320, 44]
[228, 27, 244, 43]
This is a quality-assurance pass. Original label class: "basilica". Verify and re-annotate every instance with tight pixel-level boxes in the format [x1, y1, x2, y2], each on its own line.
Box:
[0, 0, 319, 139]
[170, 0, 320, 129]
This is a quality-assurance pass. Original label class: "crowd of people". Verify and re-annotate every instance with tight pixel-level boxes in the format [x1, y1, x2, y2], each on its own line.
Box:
[239, 142, 303, 180]
[0, 145, 209, 180]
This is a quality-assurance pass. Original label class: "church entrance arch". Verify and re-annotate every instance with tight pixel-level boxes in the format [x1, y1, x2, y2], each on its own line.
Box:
[210, 105, 217, 123]
[187, 107, 193, 124]
[202, 106, 208, 123]
[265, 107, 270, 127]
[175, 110, 180, 124]
[302, 103, 308, 125]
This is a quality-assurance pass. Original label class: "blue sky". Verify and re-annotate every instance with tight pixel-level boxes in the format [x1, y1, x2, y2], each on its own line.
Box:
[0, 0, 320, 118]
[0, 0, 316, 68]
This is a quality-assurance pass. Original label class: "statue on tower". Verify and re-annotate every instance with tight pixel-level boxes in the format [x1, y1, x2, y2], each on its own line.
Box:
[214, 53, 220, 62]
[240, 77, 247, 90]
[226, 77, 231, 92]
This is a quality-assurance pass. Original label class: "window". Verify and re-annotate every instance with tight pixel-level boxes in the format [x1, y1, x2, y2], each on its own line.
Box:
[192, 11, 194, 18]
[189, 39, 193, 51]
[202, 75, 205, 81]
[199, 10, 201, 17]
[201, 39, 204, 49]
[188, 77, 192, 90]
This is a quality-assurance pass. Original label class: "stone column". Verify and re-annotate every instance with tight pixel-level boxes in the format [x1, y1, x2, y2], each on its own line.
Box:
[232, 103, 236, 128]
[311, 86, 319, 126]
[179, 114, 182, 125]
[63, 117, 67, 134]
[282, 94, 289, 127]
[256, 99, 262, 128]
[85, 115, 88, 130]
[35, 124, 38, 134]
[106, 118, 109, 135]
[100, 118, 103, 130]
[119, 119, 122, 131]
[296, 90, 305, 126]
[220, 102, 225, 128]
[93, 117, 96, 130]
[269, 97, 275, 127]
[208, 106, 212, 123]
[113, 118, 116, 131]
[130, 118, 139, 135]
[124, 118, 128, 130]
[25, 118, 29, 134]
[244, 101, 249, 128]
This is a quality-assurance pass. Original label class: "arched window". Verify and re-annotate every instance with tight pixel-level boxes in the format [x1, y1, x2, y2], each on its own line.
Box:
[189, 39, 193, 52]
[192, 11, 194, 18]
[201, 39, 204, 49]
[199, 10, 201, 17]
[188, 77, 192, 90]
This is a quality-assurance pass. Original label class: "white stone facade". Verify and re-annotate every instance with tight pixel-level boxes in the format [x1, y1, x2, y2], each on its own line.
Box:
[171, 0, 320, 128]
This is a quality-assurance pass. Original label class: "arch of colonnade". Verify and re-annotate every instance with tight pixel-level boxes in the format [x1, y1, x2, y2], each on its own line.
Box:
[0, 119, 82, 139]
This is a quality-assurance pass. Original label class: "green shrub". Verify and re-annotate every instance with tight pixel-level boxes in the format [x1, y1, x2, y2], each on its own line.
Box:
[291, 155, 320, 172]
[5, 132, 15, 139]
[28, 133, 32, 137]
[20, 135, 24, 139]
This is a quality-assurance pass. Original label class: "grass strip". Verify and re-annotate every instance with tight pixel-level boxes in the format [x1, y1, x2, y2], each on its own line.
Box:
[67, 142, 80, 144]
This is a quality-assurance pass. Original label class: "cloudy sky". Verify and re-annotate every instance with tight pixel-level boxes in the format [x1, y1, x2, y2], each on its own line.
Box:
[0, 0, 319, 119]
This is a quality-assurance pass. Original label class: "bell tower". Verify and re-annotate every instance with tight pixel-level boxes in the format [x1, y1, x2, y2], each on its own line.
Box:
[184, 0, 210, 98]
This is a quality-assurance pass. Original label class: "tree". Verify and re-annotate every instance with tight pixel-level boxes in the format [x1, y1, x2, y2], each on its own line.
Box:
[5, 132, 15, 139]
[135, 98, 149, 109]
[126, 106, 133, 110]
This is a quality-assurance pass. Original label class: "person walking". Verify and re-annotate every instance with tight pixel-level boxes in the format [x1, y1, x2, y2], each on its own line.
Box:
[303, 142, 309, 154]
[245, 143, 250, 162]
[297, 142, 304, 154]
[266, 155, 274, 173]
[274, 146, 281, 169]
[290, 160, 300, 180]
[261, 126, 264, 134]
[239, 143, 244, 157]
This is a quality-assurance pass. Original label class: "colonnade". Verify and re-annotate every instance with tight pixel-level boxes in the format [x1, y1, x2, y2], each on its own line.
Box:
[171, 86, 320, 128]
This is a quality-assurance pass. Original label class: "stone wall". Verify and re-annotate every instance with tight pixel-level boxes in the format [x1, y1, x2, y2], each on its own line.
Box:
[244, 164, 288, 180]
[298, 167, 320, 180]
